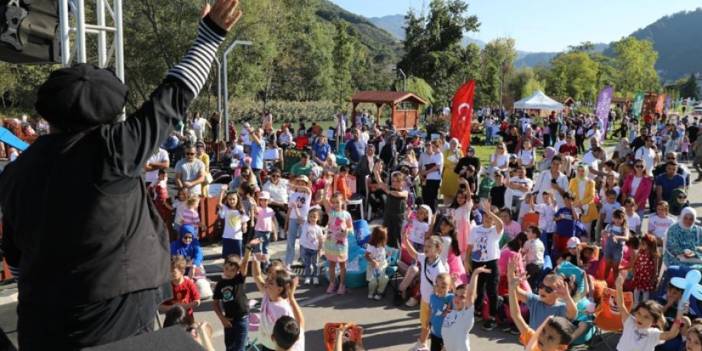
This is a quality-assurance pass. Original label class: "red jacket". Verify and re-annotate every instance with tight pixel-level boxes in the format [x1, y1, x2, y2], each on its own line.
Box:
[621, 174, 653, 210]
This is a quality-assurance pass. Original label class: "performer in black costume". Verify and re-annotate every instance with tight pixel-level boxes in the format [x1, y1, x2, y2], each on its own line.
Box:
[0, 1, 242, 349]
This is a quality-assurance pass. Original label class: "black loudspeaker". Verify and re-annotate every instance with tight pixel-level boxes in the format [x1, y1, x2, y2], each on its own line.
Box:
[82, 326, 205, 351]
[0, 0, 60, 64]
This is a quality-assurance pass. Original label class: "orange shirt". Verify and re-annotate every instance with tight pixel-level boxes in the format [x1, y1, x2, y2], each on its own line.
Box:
[520, 328, 542, 351]
[334, 175, 352, 200]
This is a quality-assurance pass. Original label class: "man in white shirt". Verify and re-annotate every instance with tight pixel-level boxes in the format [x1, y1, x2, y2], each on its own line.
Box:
[263, 168, 289, 237]
[175, 145, 206, 197]
[144, 147, 170, 186]
[533, 156, 569, 208]
[419, 140, 444, 211]
[506, 166, 533, 216]
[191, 113, 210, 142]
[635, 137, 658, 175]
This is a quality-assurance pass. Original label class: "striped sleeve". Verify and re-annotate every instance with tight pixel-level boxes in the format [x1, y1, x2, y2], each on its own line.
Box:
[167, 16, 226, 95]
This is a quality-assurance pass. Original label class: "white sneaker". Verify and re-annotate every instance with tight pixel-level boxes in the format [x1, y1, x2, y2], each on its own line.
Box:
[312, 277, 320, 285]
[405, 297, 419, 307]
[303, 277, 311, 285]
[408, 341, 429, 351]
[373, 294, 383, 301]
[368, 293, 374, 300]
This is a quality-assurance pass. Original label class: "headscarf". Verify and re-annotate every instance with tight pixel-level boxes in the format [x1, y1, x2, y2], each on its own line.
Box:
[671, 188, 690, 216]
[576, 163, 588, 180]
[170, 224, 204, 266]
[678, 207, 697, 230]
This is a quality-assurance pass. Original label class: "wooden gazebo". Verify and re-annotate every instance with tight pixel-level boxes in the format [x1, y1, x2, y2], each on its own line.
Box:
[350, 91, 427, 130]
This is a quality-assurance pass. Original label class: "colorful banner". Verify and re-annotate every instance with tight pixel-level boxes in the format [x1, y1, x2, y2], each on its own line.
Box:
[450, 80, 476, 152]
[632, 92, 644, 118]
[655, 94, 666, 114]
[595, 86, 613, 139]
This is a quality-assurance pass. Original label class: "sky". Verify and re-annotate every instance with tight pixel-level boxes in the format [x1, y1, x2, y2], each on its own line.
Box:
[330, 0, 701, 52]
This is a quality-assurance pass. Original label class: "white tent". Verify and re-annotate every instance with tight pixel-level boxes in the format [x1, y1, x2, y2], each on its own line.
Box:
[513, 90, 564, 111]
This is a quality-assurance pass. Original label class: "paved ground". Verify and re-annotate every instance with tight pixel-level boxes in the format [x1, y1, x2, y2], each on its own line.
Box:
[2, 156, 702, 350]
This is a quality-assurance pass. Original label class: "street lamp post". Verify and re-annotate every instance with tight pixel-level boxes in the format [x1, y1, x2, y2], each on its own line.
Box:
[221, 40, 253, 142]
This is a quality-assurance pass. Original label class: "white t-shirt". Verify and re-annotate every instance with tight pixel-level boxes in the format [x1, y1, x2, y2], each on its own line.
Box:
[630, 176, 642, 197]
[647, 214, 675, 240]
[635, 147, 656, 174]
[626, 213, 642, 235]
[518, 149, 535, 167]
[616, 316, 662, 351]
[508, 176, 533, 198]
[419, 152, 444, 180]
[218, 208, 249, 240]
[535, 203, 556, 233]
[145, 148, 169, 183]
[409, 220, 430, 245]
[441, 305, 475, 351]
[288, 191, 311, 220]
[534, 171, 569, 208]
[192, 117, 207, 132]
[299, 223, 324, 250]
[491, 153, 509, 170]
[365, 244, 387, 266]
[417, 253, 448, 303]
[263, 179, 289, 204]
[259, 295, 305, 351]
[468, 225, 502, 262]
[554, 139, 566, 153]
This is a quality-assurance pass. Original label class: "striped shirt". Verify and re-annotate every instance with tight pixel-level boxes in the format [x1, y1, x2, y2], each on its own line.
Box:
[181, 208, 200, 226]
[167, 17, 226, 95]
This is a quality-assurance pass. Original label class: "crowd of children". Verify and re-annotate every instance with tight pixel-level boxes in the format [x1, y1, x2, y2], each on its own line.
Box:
[143, 108, 702, 351]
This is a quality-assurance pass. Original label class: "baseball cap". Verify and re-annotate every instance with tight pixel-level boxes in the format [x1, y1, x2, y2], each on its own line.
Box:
[259, 191, 270, 200]
[567, 237, 581, 249]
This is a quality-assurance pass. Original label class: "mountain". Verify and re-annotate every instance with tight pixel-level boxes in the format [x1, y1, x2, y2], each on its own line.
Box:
[316, 1, 402, 59]
[514, 43, 608, 68]
[626, 8, 702, 81]
[368, 14, 485, 48]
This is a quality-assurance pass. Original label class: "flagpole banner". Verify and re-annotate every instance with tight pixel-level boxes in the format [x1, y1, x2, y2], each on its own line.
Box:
[595, 86, 613, 140]
[632, 92, 645, 118]
[664, 95, 672, 114]
[655, 94, 666, 114]
[450, 80, 476, 152]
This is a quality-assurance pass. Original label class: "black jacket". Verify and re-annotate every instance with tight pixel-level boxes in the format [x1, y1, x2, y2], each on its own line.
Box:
[0, 78, 193, 304]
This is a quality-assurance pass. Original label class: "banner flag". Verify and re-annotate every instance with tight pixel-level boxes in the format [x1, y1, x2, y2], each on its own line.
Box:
[664, 95, 672, 114]
[632, 92, 644, 118]
[450, 80, 476, 152]
[655, 94, 666, 114]
[595, 86, 613, 140]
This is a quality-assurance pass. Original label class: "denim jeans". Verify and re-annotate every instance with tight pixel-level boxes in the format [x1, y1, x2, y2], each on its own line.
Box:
[223, 314, 249, 351]
[253, 231, 270, 255]
[286, 218, 304, 265]
[300, 247, 319, 278]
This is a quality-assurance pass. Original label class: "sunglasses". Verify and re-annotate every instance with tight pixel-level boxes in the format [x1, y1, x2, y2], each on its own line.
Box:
[635, 165, 644, 169]
[185, 152, 196, 156]
[678, 195, 687, 199]
[539, 283, 555, 294]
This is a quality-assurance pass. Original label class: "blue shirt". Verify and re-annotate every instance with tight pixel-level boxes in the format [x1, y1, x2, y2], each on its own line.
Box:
[313, 143, 331, 162]
[345, 140, 365, 162]
[655, 174, 685, 202]
[555, 207, 575, 237]
[526, 293, 567, 330]
[430, 293, 454, 337]
[250, 139, 265, 170]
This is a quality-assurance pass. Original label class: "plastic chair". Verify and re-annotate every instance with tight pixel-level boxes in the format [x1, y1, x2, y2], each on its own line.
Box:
[346, 197, 365, 221]
[591, 288, 634, 350]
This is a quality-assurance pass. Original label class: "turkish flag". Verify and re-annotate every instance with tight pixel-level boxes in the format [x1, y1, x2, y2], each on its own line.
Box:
[450, 81, 476, 152]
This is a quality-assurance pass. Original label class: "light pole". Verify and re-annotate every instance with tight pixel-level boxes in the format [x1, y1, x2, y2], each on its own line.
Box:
[221, 40, 253, 142]
[396, 68, 407, 91]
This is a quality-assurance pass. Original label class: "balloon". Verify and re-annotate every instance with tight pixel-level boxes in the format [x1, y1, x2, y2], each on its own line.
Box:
[670, 270, 702, 306]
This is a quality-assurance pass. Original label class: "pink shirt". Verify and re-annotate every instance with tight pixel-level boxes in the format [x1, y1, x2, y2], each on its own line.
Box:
[255, 206, 275, 232]
[504, 221, 522, 240]
[452, 204, 472, 259]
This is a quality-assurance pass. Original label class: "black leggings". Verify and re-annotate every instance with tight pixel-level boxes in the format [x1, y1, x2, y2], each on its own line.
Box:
[473, 259, 499, 319]
[385, 215, 403, 248]
[422, 179, 441, 212]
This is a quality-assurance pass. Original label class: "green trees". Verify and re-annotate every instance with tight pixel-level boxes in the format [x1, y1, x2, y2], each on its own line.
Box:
[398, 0, 480, 105]
[679, 74, 700, 100]
[545, 51, 599, 102]
[479, 38, 517, 106]
[610, 37, 660, 96]
[332, 21, 354, 108]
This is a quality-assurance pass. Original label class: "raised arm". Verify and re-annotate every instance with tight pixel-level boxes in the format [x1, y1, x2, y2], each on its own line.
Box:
[660, 304, 686, 341]
[508, 258, 530, 335]
[615, 272, 630, 323]
[288, 278, 305, 331]
[402, 230, 418, 260]
[105, 1, 241, 178]
[250, 248, 266, 293]
[467, 266, 490, 307]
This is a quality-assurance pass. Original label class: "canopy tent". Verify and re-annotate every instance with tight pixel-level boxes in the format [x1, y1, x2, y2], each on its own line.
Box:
[513, 91, 564, 111]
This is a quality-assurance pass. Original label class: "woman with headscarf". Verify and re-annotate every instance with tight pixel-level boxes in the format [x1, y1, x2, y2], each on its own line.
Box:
[664, 207, 701, 267]
[538, 146, 557, 172]
[440, 138, 463, 204]
[669, 188, 690, 216]
[569, 164, 598, 239]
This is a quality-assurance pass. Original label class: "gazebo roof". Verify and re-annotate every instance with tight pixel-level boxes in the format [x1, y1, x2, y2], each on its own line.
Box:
[351, 91, 427, 105]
